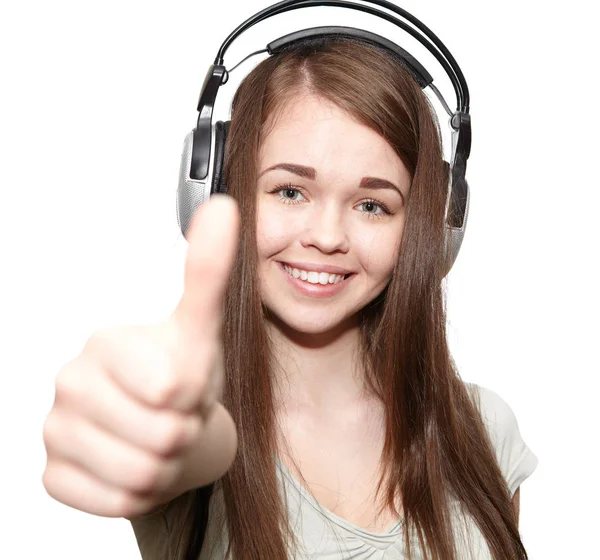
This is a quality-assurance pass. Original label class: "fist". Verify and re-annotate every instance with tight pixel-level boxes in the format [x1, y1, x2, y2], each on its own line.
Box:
[42, 196, 240, 518]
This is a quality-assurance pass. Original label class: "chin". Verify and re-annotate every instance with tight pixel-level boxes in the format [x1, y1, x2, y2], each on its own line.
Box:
[264, 306, 358, 338]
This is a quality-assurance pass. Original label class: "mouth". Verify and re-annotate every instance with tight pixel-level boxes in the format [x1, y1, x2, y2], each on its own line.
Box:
[276, 261, 355, 298]
[280, 262, 353, 284]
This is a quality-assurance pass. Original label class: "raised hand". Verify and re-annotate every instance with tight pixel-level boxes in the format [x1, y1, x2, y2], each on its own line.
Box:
[42, 195, 240, 518]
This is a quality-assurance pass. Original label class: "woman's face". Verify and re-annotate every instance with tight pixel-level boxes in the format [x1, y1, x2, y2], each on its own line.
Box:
[256, 93, 411, 335]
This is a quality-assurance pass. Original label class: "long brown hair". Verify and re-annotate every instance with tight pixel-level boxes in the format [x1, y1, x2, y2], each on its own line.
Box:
[191, 38, 527, 559]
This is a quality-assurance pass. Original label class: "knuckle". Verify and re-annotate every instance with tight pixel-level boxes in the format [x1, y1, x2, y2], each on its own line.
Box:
[119, 492, 164, 520]
[184, 416, 203, 445]
[146, 375, 180, 408]
[155, 416, 189, 455]
[54, 361, 83, 403]
[41, 460, 76, 508]
[132, 456, 168, 494]
[42, 411, 65, 452]
[114, 491, 148, 519]
[41, 461, 58, 496]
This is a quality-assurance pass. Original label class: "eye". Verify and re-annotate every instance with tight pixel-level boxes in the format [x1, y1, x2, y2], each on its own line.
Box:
[356, 199, 392, 219]
[265, 184, 394, 218]
[268, 183, 307, 205]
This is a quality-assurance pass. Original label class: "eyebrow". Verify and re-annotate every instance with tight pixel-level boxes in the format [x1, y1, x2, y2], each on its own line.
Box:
[259, 162, 405, 203]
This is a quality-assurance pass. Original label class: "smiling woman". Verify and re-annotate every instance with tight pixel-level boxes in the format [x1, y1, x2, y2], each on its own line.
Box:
[129, 35, 538, 560]
[126, 31, 535, 557]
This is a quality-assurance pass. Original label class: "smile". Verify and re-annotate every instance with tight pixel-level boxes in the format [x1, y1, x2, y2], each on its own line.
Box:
[282, 264, 347, 285]
[276, 262, 354, 298]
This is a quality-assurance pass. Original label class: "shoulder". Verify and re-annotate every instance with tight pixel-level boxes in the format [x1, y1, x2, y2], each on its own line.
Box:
[466, 383, 520, 435]
[465, 383, 538, 496]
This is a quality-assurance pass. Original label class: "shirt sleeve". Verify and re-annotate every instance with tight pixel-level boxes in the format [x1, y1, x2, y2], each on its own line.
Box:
[469, 383, 539, 496]
[128, 489, 196, 560]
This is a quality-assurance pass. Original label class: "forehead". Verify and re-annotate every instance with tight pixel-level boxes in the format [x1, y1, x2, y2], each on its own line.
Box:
[259, 94, 409, 183]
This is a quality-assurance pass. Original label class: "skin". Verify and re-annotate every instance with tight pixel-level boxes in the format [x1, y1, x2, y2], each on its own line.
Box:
[256, 92, 410, 410]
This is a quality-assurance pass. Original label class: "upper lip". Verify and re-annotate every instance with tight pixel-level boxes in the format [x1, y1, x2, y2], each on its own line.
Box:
[280, 261, 354, 275]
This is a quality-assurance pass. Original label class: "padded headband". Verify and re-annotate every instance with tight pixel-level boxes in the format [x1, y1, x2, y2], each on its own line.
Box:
[267, 26, 433, 88]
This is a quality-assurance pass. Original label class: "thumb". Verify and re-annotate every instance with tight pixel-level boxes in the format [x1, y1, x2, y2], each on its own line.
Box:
[171, 195, 240, 340]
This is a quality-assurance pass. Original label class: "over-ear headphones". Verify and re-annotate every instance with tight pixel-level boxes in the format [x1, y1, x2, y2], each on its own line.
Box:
[176, 0, 471, 276]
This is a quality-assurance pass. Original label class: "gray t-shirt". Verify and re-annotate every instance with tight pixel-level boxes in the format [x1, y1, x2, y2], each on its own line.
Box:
[132, 383, 538, 559]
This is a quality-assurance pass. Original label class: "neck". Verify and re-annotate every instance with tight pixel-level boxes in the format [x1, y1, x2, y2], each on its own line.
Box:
[266, 312, 369, 412]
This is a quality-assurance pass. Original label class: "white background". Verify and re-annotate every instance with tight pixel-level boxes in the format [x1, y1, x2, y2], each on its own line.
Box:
[1, 0, 598, 558]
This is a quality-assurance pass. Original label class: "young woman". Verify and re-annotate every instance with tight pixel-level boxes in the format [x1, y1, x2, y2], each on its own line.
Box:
[42, 37, 537, 560]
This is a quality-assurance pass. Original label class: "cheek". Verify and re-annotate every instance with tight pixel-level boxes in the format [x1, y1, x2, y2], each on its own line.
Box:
[256, 199, 297, 257]
[354, 221, 403, 279]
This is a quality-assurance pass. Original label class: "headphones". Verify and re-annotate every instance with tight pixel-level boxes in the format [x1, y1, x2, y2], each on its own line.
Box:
[176, 0, 472, 276]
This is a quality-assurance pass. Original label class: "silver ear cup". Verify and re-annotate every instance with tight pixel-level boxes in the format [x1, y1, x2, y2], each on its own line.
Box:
[442, 178, 470, 277]
[176, 127, 216, 240]
[440, 122, 470, 277]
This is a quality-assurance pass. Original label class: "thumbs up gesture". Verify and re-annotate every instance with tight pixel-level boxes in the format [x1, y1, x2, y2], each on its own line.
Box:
[42, 196, 240, 518]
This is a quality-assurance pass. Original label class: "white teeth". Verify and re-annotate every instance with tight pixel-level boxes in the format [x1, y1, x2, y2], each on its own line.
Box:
[282, 264, 346, 285]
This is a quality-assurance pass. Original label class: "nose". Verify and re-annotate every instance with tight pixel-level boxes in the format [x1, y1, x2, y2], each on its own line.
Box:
[299, 202, 350, 254]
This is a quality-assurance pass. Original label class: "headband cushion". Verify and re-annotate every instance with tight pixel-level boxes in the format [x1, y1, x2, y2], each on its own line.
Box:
[267, 26, 433, 88]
